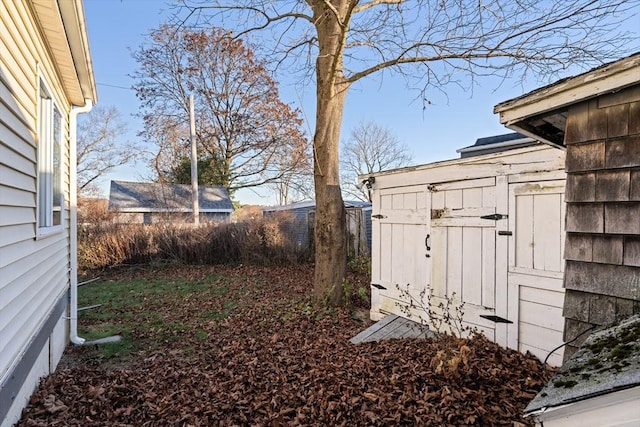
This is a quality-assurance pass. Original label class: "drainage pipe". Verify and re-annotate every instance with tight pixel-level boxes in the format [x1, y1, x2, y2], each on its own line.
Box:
[69, 99, 93, 344]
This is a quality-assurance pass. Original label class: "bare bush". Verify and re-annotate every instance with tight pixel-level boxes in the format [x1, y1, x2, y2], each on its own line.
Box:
[78, 216, 309, 271]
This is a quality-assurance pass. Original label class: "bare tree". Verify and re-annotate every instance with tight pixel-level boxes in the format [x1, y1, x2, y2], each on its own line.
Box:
[77, 106, 136, 196]
[270, 136, 315, 205]
[178, 0, 640, 305]
[341, 121, 412, 201]
[132, 25, 309, 195]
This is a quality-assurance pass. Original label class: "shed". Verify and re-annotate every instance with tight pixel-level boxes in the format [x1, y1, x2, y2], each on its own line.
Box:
[495, 52, 640, 425]
[365, 138, 567, 365]
[263, 200, 372, 256]
[108, 180, 234, 224]
[0, 1, 97, 425]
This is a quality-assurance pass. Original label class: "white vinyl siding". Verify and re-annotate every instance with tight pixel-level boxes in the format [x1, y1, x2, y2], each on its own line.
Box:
[0, 0, 71, 409]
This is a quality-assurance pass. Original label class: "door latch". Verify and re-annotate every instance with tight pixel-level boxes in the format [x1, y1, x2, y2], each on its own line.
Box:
[425, 234, 431, 258]
[480, 213, 508, 221]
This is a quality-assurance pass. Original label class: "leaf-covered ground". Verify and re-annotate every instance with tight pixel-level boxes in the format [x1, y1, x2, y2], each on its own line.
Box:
[18, 264, 554, 426]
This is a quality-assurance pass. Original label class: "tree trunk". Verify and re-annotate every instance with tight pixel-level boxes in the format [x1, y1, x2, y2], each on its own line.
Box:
[312, 1, 351, 305]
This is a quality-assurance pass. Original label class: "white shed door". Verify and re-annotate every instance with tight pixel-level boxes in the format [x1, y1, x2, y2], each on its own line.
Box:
[371, 185, 431, 314]
[429, 177, 508, 342]
[507, 179, 566, 366]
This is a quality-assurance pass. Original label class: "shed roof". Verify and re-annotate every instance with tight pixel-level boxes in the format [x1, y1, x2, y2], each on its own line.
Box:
[456, 132, 537, 158]
[494, 52, 640, 148]
[526, 314, 640, 414]
[108, 181, 234, 213]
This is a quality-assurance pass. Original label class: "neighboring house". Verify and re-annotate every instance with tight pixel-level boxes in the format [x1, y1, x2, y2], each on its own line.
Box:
[365, 137, 567, 365]
[495, 52, 640, 426]
[263, 200, 372, 256]
[0, 1, 97, 426]
[108, 180, 234, 224]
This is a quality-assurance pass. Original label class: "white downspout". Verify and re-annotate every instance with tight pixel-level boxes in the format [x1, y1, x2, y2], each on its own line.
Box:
[69, 99, 93, 344]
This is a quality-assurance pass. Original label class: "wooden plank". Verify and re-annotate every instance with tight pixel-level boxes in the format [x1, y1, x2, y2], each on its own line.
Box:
[508, 270, 564, 291]
[432, 217, 497, 228]
[519, 342, 563, 367]
[508, 169, 566, 183]
[482, 227, 496, 309]
[596, 170, 630, 202]
[520, 285, 564, 308]
[371, 146, 564, 191]
[444, 189, 462, 209]
[519, 300, 564, 331]
[431, 191, 445, 210]
[462, 227, 482, 306]
[446, 227, 462, 297]
[431, 177, 495, 192]
[462, 187, 483, 208]
[534, 193, 563, 272]
[482, 186, 496, 207]
[519, 322, 564, 356]
[349, 314, 399, 343]
[403, 192, 417, 210]
[432, 206, 494, 219]
[515, 194, 534, 269]
[379, 223, 392, 285]
[431, 226, 447, 297]
[566, 141, 605, 172]
[495, 175, 509, 348]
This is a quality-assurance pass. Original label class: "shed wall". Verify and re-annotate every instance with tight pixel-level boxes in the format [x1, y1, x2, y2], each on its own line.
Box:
[561, 84, 640, 360]
[0, 1, 73, 423]
[370, 146, 567, 364]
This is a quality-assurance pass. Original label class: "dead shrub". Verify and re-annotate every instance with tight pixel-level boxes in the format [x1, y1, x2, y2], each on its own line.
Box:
[78, 216, 308, 271]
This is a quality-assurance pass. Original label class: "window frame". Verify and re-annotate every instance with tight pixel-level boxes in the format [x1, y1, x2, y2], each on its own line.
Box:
[36, 77, 65, 237]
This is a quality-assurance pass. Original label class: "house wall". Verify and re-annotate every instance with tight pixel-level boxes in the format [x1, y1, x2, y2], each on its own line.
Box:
[0, 1, 74, 424]
[562, 83, 640, 359]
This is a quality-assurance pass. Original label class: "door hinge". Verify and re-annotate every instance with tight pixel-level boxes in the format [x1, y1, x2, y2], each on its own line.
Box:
[371, 283, 387, 290]
[372, 214, 386, 219]
[498, 230, 513, 236]
[480, 213, 508, 221]
[480, 314, 513, 324]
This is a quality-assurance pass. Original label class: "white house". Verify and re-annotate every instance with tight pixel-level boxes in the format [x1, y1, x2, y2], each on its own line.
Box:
[0, 1, 97, 425]
[365, 135, 567, 366]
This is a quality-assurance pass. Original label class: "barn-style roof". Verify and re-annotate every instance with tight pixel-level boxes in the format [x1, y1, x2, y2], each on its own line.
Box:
[108, 181, 234, 213]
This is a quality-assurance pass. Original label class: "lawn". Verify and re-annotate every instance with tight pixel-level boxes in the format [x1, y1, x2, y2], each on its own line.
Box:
[18, 264, 553, 426]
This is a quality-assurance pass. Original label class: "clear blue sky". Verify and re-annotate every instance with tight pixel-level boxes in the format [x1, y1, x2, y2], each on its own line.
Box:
[83, 0, 639, 205]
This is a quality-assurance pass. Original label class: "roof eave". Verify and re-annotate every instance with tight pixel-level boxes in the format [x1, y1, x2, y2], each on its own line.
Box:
[494, 53, 640, 125]
[494, 53, 640, 148]
[32, 0, 97, 106]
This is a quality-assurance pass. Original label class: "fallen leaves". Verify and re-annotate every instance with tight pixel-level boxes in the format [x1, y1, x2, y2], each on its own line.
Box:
[19, 264, 554, 426]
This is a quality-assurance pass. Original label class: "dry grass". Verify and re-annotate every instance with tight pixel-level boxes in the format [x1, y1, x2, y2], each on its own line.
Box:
[78, 217, 308, 271]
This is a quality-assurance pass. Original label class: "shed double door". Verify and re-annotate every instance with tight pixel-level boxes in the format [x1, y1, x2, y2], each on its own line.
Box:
[429, 177, 508, 343]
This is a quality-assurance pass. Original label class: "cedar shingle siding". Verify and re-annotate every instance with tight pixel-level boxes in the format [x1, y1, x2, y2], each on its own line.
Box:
[562, 85, 640, 358]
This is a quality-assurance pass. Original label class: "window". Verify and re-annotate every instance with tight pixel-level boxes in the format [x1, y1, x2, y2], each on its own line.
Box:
[38, 80, 63, 231]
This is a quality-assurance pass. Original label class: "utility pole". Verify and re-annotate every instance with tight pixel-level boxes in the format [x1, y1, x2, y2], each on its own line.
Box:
[189, 94, 199, 225]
